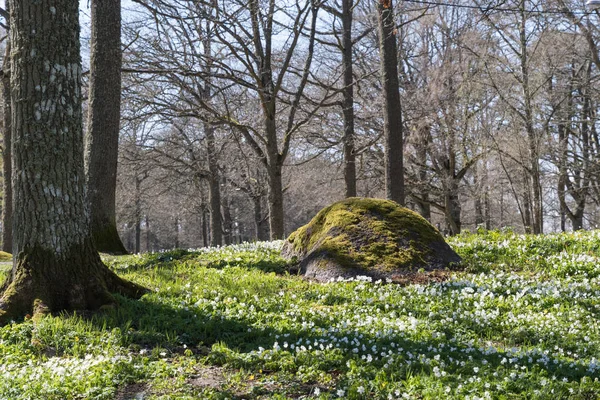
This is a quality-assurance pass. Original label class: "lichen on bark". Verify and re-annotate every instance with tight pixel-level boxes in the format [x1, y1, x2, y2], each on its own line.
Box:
[0, 0, 146, 324]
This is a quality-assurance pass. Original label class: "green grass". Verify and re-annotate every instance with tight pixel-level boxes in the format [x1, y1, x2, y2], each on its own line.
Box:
[1, 233, 600, 399]
[0, 250, 12, 262]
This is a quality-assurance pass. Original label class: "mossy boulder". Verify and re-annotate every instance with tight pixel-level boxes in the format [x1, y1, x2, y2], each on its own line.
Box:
[282, 198, 461, 282]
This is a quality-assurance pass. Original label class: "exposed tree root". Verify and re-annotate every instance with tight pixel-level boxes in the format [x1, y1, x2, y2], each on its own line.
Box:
[0, 239, 147, 325]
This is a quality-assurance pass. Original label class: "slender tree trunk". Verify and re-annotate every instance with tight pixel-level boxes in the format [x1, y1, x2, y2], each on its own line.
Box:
[267, 156, 285, 239]
[253, 196, 269, 241]
[341, 0, 356, 197]
[0, 0, 145, 323]
[205, 124, 223, 246]
[473, 164, 484, 227]
[134, 176, 141, 253]
[264, 108, 285, 239]
[201, 208, 209, 247]
[84, 0, 127, 254]
[445, 180, 461, 235]
[558, 121, 568, 232]
[415, 125, 430, 219]
[522, 175, 533, 234]
[145, 215, 151, 252]
[222, 192, 233, 245]
[1, 43, 12, 253]
[377, 0, 404, 205]
[174, 217, 179, 249]
[484, 191, 491, 230]
[519, 4, 542, 234]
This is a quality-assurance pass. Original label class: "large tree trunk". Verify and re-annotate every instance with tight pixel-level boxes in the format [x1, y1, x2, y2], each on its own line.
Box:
[1, 43, 12, 253]
[0, 0, 145, 324]
[341, 0, 356, 198]
[378, 0, 404, 205]
[84, 0, 127, 254]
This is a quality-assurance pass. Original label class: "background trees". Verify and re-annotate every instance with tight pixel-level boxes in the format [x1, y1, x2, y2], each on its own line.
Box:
[2, 0, 600, 254]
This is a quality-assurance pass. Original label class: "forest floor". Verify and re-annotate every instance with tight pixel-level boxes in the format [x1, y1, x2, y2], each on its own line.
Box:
[0, 231, 599, 399]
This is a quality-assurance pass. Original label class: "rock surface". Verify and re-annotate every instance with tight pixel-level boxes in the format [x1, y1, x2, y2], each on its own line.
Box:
[282, 198, 461, 281]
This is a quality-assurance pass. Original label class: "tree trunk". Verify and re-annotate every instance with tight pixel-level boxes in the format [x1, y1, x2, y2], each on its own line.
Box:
[145, 215, 151, 252]
[341, 0, 356, 198]
[174, 217, 179, 249]
[222, 193, 233, 245]
[519, 4, 542, 234]
[414, 125, 430, 220]
[1, 43, 12, 253]
[377, 0, 404, 205]
[134, 176, 141, 253]
[445, 181, 461, 235]
[205, 124, 223, 246]
[201, 208, 209, 247]
[267, 157, 285, 239]
[84, 0, 127, 254]
[253, 196, 269, 241]
[0, 0, 145, 324]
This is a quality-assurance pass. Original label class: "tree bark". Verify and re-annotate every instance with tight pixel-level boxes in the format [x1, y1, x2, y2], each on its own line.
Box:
[0, 0, 145, 324]
[377, 0, 404, 205]
[1, 43, 12, 253]
[145, 215, 151, 252]
[267, 154, 285, 239]
[202, 208, 209, 247]
[205, 123, 223, 246]
[341, 0, 356, 198]
[518, 3, 542, 234]
[253, 196, 269, 241]
[134, 175, 141, 253]
[84, 0, 127, 254]
[222, 192, 233, 245]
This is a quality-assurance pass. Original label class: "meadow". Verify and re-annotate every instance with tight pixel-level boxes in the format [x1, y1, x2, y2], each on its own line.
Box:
[0, 230, 599, 399]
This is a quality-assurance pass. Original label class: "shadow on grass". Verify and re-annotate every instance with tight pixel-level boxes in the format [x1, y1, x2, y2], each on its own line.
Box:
[75, 281, 600, 400]
[106, 249, 293, 276]
[92, 295, 276, 352]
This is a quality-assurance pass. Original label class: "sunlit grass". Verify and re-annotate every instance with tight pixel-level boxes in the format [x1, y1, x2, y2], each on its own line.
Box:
[1, 233, 599, 399]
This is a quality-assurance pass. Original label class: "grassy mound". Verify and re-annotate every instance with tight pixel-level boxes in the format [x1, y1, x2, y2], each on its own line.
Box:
[283, 198, 461, 281]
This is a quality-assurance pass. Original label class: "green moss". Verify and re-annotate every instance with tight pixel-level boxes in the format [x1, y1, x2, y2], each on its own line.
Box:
[286, 197, 447, 273]
[0, 251, 12, 262]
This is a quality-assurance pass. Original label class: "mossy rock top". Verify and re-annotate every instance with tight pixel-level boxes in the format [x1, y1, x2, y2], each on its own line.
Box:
[282, 197, 461, 282]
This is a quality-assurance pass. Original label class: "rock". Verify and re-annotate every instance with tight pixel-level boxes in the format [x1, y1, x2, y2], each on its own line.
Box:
[282, 197, 461, 282]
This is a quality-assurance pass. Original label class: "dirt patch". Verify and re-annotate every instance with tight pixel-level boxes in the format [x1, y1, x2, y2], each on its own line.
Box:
[390, 269, 453, 285]
[115, 382, 149, 400]
[188, 365, 226, 390]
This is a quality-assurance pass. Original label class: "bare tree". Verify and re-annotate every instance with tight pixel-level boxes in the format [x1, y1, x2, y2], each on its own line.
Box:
[0, 0, 145, 323]
[84, 0, 128, 253]
[378, 0, 404, 205]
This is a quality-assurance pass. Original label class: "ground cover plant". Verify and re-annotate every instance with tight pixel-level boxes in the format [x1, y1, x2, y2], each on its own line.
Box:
[0, 231, 599, 399]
